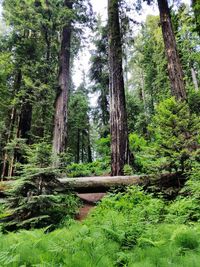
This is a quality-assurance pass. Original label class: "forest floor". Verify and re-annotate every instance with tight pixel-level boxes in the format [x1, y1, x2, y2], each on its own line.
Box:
[76, 193, 106, 221]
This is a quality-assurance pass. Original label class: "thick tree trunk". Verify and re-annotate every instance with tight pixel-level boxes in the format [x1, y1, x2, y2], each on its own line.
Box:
[157, 0, 186, 101]
[108, 0, 131, 176]
[52, 0, 72, 159]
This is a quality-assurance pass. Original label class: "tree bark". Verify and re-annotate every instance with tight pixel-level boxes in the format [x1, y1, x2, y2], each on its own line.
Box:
[17, 98, 32, 142]
[157, 0, 186, 101]
[108, 0, 131, 176]
[1, 70, 22, 179]
[52, 0, 72, 160]
[191, 67, 199, 91]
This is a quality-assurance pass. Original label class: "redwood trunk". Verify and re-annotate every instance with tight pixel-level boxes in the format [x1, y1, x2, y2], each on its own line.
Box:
[157, 0, 186, 101]
[52, 0, 72, 158]
[108, 0, 131, 176]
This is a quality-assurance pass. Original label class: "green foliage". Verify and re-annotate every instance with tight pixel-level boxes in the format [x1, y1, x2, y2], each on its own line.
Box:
[95, 135, 111, 160]
[1, 185, 200, 266]
[1, 142, 80, 231]
[149, 97, 200, 173]
[68, 88, 92, 163]
[66, 160, 110, 177]
[165, 164, 200, 224]
[123, 164, 133, 176]
[172, 227, 199, 252]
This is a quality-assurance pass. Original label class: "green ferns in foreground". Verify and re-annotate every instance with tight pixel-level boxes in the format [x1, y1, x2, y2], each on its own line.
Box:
[1, 186, 200, 266]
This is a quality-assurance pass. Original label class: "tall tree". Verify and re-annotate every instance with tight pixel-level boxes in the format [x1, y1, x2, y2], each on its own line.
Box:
[52, 0, 72, 157]
[157, 0, 186, 101]
[90, 22, 110, 138]
[108, 0, 131, 176]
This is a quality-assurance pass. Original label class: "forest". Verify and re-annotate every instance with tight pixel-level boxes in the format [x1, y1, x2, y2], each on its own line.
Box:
[0, 0, 200, 266]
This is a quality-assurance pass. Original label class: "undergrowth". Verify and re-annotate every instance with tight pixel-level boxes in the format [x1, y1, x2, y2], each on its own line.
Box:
[1, 185, 200, 266]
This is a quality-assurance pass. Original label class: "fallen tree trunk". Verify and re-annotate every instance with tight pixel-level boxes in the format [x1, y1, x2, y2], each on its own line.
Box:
[58, 172, 185, 194]
[58, 175, 150, 193]
[1, 173, 185, 195]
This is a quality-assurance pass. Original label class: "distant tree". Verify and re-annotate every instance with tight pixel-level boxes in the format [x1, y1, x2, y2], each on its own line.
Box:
[89, 20, 110, 138]
[68, 85, 92, 163]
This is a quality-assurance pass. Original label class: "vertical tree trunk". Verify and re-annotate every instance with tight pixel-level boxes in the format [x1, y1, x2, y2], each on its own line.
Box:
[1, 70, 22, 179]
[157, 0, 186, 101]
[87, 128, 92, 163]
[191, 67, 199, 91]
[17, 99, 32, 142]
[52, 0, 72, 160]
[108, 0, 131, 176]
[76, 129, 80, 163]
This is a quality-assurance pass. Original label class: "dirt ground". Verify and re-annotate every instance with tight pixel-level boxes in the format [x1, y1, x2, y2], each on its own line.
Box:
[76, 193, 106, 221]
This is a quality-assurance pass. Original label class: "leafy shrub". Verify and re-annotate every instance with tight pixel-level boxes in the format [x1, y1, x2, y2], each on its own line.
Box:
[1, 142, 80, 231]
[172, 227, 199, 251]
[95, 136, 110, 159]
[166, 164, 200, 224]
[123, 164, 133, 175]
[66, 160, 110, 177]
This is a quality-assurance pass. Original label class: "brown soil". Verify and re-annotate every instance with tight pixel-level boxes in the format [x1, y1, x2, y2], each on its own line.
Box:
[76, 204, 95, 221]
[76, 193, 106, 221]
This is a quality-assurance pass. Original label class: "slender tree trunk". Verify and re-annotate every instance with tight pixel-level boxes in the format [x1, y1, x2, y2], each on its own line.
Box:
[1, 70, 22, 179]
[76, 129, 80, 163]
[1, 108, 16, 180]
[52, 0, 72, 160]
[191, 67, 199, 91]
[108, 0, 131, 176]
[81, 131, 84, 163]
[157, 0, 186, 101]
[87, 128, 92, 163]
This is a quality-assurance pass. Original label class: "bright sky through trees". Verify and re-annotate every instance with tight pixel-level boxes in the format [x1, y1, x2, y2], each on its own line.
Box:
[73, 0, 191, 90]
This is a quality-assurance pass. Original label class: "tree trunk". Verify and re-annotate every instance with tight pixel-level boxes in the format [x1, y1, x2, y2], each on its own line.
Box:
[87, 129, 92, 163]
[191, 67, 199, 91]
[17, 99, 32, 142]
[108, 0, 131, 176]
[76, 129, 80, 163]
[1, 70, 22, 179]
[157, 0, 186, 101]
[52, 0, 72, 160]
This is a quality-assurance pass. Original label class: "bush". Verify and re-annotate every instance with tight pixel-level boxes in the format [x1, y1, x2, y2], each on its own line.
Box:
[172, 227, 199, 251]
[1, 142, 80, 231]
[66, 160, 110, 177]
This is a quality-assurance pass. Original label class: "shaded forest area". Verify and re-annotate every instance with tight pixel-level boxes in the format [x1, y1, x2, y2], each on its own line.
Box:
[0, 0, 200, 266]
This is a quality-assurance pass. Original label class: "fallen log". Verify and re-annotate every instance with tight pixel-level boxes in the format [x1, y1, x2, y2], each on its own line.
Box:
[58, 172, 185, 194]
[58, 175, 150, 193]
[0, 173, 185, 195]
